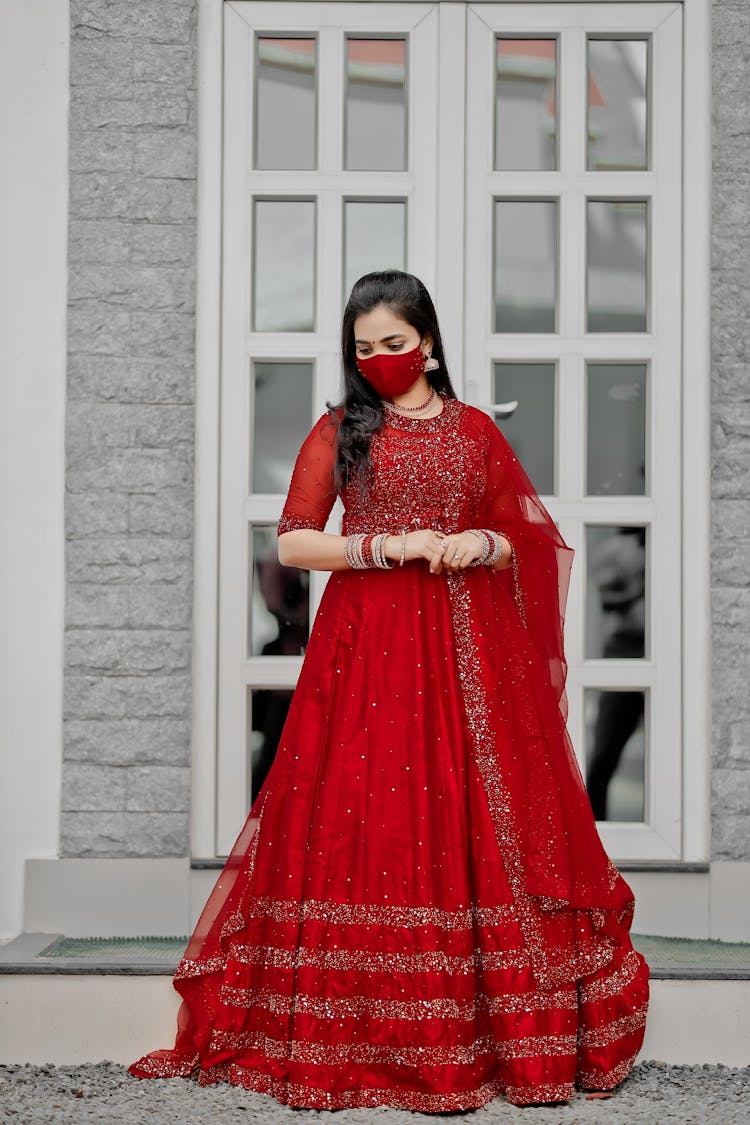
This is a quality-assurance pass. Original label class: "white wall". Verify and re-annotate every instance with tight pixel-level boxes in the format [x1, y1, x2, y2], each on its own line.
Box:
[0, 0, 69, 938]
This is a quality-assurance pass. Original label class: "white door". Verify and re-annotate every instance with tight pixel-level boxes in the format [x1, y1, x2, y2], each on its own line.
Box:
[210, 0, 687, 863]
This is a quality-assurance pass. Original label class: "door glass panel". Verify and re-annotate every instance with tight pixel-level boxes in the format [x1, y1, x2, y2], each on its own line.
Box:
[493, 362, 555, 494]
[587, 39, 648, 171]
[585, 687, 646, 822]
[586, 199, 647, 332]
[495, 37, 557, 171]
[345, 38, 407, 171]
[587, 363, 646, 495]
[252, 199, 316, 332]
[249, 684, 296, 803]
[494, 199, 557, 332]
[251, 362, 313, 493]
[344, 200, 406, 297]
[586, 525, 646, 660]
[254, 37, 317, 170]
[248, 524, 310, 660]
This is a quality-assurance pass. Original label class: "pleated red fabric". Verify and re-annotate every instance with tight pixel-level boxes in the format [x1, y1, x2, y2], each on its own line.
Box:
[128, 393, 649, 1111]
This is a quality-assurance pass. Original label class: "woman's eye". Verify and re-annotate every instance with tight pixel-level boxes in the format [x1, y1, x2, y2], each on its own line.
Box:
[388, 343, 405, 351]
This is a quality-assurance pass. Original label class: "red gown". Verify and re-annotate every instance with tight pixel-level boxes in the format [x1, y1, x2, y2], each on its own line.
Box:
[129, 392, 649, 1111]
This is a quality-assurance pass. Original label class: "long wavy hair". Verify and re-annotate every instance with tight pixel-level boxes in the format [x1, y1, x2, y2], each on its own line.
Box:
[325, 270, 458, 495]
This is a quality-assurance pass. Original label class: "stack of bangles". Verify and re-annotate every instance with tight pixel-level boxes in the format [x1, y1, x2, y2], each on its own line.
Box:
[343, 529, 513, 569]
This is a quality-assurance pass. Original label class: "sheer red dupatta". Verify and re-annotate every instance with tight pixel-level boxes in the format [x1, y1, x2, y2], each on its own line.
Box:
[471, 412, 633, 926]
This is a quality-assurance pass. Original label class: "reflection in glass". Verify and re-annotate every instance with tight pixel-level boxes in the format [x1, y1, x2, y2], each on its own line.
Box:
[345, 38, 407, 171]
[255, 38, 317, 170]
[253, 199, 315, 332]
[587, 364, 646, 495]
[585, 687, 646, 822]
[249, 685, 296, 802]
[252, 363, 313, 493]
[586, 199, 647, 332]
[248, 525, 310, 661]
[587, 39, 648, 171]
[494, 200, 557, 332]
[493, 362, 555, 494]
[344, 200, 406, 298]
[586, 525, 646, 660]
[495, 38, 557, 171]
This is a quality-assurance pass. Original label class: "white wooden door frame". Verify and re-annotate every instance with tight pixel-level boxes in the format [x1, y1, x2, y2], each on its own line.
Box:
[190, 0, 711, 863]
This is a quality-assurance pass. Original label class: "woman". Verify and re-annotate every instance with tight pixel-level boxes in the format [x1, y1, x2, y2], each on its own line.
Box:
[129, 270, 649, 1111]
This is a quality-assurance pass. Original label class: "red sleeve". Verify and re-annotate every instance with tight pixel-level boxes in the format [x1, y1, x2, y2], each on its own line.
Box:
[276, 410, 342, 536]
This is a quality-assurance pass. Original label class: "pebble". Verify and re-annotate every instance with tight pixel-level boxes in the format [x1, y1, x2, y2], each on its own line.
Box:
[0, 1062, 748, 1123]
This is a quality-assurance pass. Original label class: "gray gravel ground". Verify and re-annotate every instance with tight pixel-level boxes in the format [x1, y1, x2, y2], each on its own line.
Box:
[0, 1063, 748, 1125]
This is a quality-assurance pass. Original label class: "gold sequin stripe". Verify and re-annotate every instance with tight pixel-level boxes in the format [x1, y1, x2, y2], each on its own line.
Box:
[218, 981, 579, 1019]
[504, 1081, 576, 1105]
[578, 948, 644, 1004]
[208, 1027, 579, 1067]
[577, 1050, 639, 1091]
[226, 943, 532, 974]
[198, 1062, 511, 1113]
[239, 893, 516, 931]
[577, 1002, 648, 1050]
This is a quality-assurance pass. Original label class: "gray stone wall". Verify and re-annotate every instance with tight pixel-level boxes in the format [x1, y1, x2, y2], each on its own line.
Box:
[62, 1, 198, 856]
[711, 1, 750, 859]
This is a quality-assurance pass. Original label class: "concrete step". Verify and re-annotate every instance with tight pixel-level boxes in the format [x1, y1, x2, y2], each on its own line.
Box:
[1, 933, 749, 1067]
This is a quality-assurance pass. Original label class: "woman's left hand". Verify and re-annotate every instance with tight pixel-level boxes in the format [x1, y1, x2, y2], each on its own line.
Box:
[430, 531, 483, 574]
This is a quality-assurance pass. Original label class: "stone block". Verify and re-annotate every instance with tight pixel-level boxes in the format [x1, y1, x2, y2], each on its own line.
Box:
[65, 585, 130, 628]
[68, 300, 131, 355]
[712, 499, 750, 538]
[63, 673, 192, 721]
[70, 132, 134, 176]
[713, 718, 750, 770]
[134, 43, 196, 85]
[131, 223, 195, 265]
[66, 537, 192, 584]
[134, 130, 197, 178]
[711, 539, 750, 586]
[127, 582, 193, 629]
[65, 491, 130, 537]
[68, 266, 195, 312]
[71, 2, 194, 45]
[711, 586, 750, 628]
[129, 311, 195, 358]
[63, 717, 191, 766]
[126, 766, 190, 811]
[61, 763, 128, 812]
[70, 36, 133, 85]
[69, 219, 132, 262]
[128, 492, 194, 538]
[64, 628, 191, 675]
[66, 356, 193, 403]
[128, 177, 196, 223]
[59, 810, 190, 858]
[66, 447, 193, 492]
[712, 813, 750, 862]
[712, 640, 750, 720]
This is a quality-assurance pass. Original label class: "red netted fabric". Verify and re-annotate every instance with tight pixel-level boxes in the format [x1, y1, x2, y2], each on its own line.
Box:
[129, 393, 648, 1111]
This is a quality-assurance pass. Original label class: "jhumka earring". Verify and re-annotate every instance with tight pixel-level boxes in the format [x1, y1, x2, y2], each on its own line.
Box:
[424, 352, 440, 372]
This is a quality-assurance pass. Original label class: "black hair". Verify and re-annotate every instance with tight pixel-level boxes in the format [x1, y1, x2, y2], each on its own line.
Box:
[325, 270, 458, 495]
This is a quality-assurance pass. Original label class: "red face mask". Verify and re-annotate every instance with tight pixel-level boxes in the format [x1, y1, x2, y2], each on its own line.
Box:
[356, 342, 426, 398]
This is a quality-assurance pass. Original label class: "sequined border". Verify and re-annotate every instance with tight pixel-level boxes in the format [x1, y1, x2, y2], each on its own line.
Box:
[226, 942, 531, 974]
[238, 893, 515, 930]
[579, 948, 644, 1004]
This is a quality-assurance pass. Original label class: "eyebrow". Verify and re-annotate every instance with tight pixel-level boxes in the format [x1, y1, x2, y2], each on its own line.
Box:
[354, 333, 407, 345]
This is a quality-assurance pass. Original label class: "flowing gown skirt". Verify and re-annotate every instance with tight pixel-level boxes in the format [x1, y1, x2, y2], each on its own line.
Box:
[129, 559, 649, 1111]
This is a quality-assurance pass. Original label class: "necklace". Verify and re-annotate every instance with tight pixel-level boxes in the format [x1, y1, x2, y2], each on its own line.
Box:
[382, 386, 437, 416]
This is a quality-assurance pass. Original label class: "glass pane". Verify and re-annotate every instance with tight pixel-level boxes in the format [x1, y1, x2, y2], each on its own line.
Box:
[586, 199, 647, 332]
[493, 362, 555, 494]
[253, 200, 315, 332]
[494, 200, 556, 332]
[248, 524, 310, 660]
[252, 363, 313, 493]
[587, 364, 646, 495]
[249, 684, 296, 803]
[254, 38, 317, 170]
[345, 38, 407, 171]
[344, 200, 406, 298]
[587, 39, 648, 171]
[495, 38, 557, 171]
[585, 687, 646, 822]
[586, 525, 646, 660]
